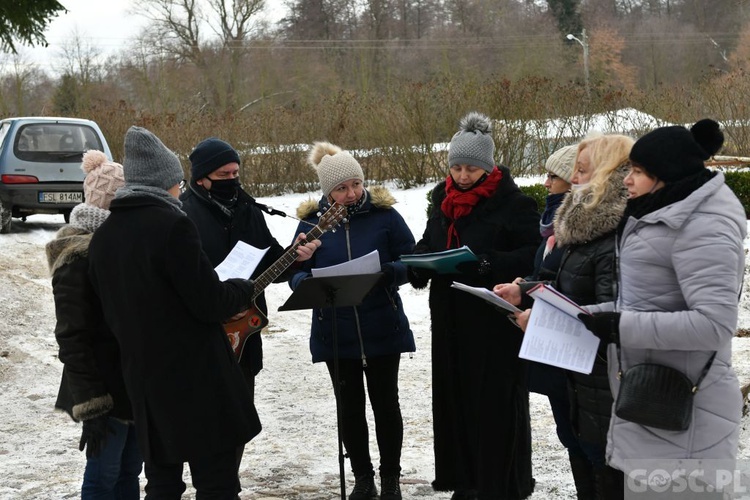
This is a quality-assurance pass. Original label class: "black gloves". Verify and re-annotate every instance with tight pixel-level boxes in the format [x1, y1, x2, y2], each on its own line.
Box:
[380, 263, 396, 287]
[79, 415, 113, 458]
[407, 266, 435, 289]
[578, 312, 621, 345]
[455, 255, 491, 276]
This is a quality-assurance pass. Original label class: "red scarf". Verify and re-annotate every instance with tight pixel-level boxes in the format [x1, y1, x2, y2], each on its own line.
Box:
[440, 167, 502, 248]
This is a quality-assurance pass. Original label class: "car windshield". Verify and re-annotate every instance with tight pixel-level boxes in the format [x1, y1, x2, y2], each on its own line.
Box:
[14, 123, 104, 163]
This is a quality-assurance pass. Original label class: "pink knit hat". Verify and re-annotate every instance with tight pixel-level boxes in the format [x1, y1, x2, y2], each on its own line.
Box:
[81, 150, 125, 209]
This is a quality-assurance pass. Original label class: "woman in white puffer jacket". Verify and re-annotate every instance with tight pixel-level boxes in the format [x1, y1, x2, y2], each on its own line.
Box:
[580, 119, 746, 498]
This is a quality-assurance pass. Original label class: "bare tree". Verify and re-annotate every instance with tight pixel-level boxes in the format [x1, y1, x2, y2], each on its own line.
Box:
[0, 51, 47, 115]
[135, 0, 265, 110]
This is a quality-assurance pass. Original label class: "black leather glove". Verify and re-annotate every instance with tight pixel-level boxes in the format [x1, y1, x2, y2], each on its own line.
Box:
[79, 415, 113, 458]
[380, 263, 396, 287]
[455, 254, 491, 276]
[578, 312, 621, 345]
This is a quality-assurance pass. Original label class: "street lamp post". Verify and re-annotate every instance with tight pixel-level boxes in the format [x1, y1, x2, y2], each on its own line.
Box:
[566, 29, 590, 96]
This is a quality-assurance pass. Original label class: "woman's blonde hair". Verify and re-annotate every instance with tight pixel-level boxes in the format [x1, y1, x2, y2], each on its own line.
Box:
[576, 133, 634, 208]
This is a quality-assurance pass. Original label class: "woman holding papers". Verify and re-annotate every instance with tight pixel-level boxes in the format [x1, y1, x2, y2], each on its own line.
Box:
[579, 120, 745, 497]
[289, 141, 416, 500]
[407, 111, 541, 500]
[499, 145, 597, 498]
[497, 133, 633, 499]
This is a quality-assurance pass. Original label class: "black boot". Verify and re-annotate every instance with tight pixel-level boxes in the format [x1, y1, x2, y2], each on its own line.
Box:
[450, 490, 478, 500]
[569, 452, 595, 500]
[381, 474, 402, 500]
[349, 472, 378, 500]
[593, 465, 624, 500]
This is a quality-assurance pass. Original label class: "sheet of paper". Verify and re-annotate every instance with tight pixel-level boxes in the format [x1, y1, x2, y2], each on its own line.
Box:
[527, 283, 590, 317]
[450, 281, 522, 314]
[214, 241, 270, 281]
[312, 250, 381, 277]
[519, 293, 600, 374]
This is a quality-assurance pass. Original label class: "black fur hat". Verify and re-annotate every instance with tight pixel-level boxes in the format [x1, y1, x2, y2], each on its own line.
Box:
[629, 118, 724, 183]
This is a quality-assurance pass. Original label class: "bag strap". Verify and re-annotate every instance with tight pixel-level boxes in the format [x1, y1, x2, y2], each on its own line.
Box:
[616, 346, 715, 394]
[692, 352, 716, 393]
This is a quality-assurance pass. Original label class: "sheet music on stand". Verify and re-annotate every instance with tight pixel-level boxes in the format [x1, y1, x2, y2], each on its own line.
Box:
[311, 250, 380, 277]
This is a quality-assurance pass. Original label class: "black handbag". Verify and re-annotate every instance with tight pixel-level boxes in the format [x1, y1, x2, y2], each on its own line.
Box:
[614, 347, 715, 431]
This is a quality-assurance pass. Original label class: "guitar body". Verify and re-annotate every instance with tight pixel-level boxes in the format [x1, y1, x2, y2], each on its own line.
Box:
[221, 201, 347, 361]
[223, 302, 268, 360]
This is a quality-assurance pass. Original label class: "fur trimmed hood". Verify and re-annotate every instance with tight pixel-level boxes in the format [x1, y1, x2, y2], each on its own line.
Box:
[554, 165, 628, 246]
[45, 225, 92, 275]
[296, 185, 397, 220]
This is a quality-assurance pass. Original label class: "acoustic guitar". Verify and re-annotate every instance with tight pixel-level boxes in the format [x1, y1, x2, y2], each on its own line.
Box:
[223, 201, 347, 359]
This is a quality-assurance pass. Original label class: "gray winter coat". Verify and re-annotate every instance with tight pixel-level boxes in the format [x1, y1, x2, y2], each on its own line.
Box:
[589, 172, 746, 479]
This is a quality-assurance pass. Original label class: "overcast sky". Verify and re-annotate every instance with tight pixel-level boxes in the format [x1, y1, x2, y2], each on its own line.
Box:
[14, 0, 284, 74]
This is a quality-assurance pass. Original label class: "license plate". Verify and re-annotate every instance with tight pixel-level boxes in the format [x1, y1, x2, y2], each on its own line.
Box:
[39, 191, 83, 203]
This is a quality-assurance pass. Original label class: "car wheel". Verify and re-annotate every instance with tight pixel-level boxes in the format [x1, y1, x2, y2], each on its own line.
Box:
[0, 202, 11, 234]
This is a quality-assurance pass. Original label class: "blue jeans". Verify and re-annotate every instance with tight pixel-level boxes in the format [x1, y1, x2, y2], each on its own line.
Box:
[82, 418, 143, 500]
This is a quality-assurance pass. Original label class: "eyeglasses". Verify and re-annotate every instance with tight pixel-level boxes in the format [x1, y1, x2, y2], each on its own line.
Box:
[179, 179, 187, 193]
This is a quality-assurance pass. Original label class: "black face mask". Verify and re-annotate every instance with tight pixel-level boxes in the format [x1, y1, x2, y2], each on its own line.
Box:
[209, 178, 240, 201]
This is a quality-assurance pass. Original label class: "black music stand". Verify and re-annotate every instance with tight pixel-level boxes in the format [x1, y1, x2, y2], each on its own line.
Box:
[279, 273, 382, 500]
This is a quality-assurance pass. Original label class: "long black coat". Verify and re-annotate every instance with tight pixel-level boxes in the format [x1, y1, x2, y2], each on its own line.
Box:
[409, 166, 540, 499]
[181, 185, 291, 378]
[556, 233, 617, 447]
[46, 226, 132, 422]
[88, 195, 260, 464]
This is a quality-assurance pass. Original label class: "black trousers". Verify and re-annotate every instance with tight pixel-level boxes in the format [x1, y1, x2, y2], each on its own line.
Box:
[144, 446, 243, 500]
[326, 353, 403, 477]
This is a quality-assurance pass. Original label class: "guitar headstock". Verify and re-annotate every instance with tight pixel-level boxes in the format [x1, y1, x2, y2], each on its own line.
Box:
[317, 202, 347, 232]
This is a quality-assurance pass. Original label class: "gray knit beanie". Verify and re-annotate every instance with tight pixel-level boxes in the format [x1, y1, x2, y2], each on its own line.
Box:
[448, 112, 496, 172]
[544, 145, 577, 183]
[123, 126, 184, 190]
[308, 141, 365, 196]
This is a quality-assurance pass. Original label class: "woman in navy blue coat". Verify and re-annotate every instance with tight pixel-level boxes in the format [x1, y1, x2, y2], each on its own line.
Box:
[289, 141, 416, 500]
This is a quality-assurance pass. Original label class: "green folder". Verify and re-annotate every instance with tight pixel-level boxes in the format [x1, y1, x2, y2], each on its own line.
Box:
[400, 245, 478, 274]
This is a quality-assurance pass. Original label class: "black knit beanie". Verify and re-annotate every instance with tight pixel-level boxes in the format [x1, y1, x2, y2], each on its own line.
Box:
[189, 137, 241, 181]
[629, 119, 724, 183]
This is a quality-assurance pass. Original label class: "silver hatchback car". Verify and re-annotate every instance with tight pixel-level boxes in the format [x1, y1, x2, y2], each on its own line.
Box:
[0, 117, 112, 233]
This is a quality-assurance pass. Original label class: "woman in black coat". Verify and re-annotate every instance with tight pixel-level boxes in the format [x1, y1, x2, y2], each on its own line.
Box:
[46, 151, 142, 498]
[88, 127, 259, 498]
[408, 112, 540, 500]
[509, 134, 633, 499]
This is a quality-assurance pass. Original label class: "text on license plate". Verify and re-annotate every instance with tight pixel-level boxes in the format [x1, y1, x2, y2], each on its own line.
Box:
[39, 191, 83, 203]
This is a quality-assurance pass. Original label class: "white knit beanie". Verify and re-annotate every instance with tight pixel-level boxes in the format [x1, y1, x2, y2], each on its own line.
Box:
[81, 150, 125, 209]
[308, 141, 365, 196]
[544, 145, 577, 183]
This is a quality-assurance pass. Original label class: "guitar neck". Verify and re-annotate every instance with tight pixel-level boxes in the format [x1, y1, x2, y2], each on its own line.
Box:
[251, 225, 325, 300]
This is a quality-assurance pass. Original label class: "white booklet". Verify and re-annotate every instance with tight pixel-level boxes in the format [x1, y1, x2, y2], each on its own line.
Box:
[312, 250, 381, 277]
[450, 281, 522, 314]
[214, 241, 270, 281]
[519, 284, 600, 374]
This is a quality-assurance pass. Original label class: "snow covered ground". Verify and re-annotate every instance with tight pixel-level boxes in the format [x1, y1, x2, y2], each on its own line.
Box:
[1, 182, 750, 499]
